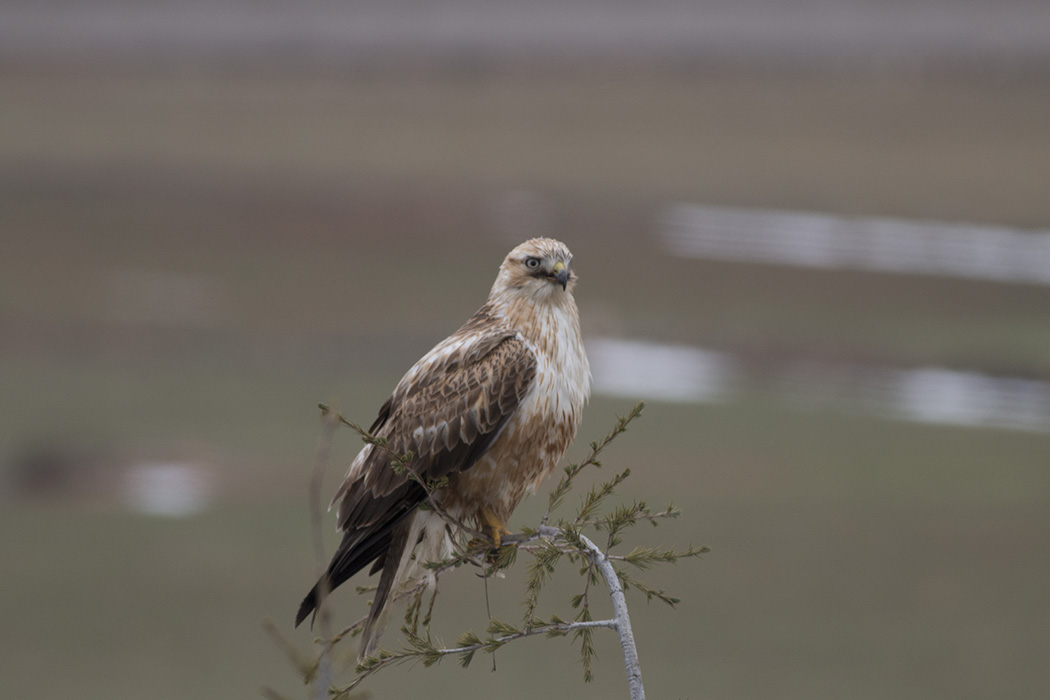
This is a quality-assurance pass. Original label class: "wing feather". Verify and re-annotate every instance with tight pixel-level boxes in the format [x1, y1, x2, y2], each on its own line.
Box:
[295, 328, 536, 627]
[336, 333, 535, 530]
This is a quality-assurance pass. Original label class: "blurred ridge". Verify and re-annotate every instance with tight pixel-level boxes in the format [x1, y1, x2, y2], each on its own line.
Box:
[3, 0, 1050, 76]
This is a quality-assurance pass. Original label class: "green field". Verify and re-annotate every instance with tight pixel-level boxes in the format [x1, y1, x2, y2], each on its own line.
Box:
[2, 62, 1049, 700]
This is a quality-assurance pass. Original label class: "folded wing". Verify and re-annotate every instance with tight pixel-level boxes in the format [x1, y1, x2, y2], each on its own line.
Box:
[295, 331, 536, 626]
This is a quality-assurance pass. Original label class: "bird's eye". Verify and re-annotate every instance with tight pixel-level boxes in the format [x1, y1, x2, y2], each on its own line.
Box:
[525, 257, 541, 270]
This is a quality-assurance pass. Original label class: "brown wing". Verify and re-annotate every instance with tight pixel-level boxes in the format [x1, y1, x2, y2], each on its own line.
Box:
[295, 332, 535, 626]
[336, 333, 535, 527]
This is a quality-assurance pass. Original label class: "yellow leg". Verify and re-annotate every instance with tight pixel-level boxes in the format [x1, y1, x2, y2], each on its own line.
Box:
[479, 506, 512, 547]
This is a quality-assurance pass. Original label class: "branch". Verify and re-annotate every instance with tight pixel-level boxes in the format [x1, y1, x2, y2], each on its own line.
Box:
[340, 524, 649, 700]
[542, 401, 645, 525]
[535, 525, 646, 699]
[574, 531, 645, 700]
[308, 407, 339, 700]
[342, 617, 620, 693]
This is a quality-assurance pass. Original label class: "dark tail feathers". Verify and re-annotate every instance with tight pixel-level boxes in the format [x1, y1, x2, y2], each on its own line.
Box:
[293, 525, 395, 628]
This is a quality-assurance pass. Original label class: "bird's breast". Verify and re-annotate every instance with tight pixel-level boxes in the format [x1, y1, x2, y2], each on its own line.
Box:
[440, 312, 589, 524]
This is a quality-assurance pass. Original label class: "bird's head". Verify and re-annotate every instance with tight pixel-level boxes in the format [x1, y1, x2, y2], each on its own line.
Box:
[491, 238, 577, 303]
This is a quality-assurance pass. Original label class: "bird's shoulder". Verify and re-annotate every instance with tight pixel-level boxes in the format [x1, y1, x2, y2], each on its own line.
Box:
[398, 303, 535, 390]
[367, 305, 537, 444]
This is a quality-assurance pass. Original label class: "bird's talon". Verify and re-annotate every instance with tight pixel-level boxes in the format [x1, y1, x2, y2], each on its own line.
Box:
[479, 507, 512, 548]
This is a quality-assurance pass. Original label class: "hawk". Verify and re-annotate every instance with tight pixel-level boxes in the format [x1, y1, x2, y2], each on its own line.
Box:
[295, 238, 591, 658]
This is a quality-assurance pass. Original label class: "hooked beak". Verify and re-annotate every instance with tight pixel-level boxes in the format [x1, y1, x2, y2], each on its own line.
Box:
[552, 261, 569, 290]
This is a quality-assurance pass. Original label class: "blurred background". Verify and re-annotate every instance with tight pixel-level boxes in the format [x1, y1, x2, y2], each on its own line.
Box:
[2, 1, 1049, 698]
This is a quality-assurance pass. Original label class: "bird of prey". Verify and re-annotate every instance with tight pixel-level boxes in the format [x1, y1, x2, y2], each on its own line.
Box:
[295, 238, 591, 658]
